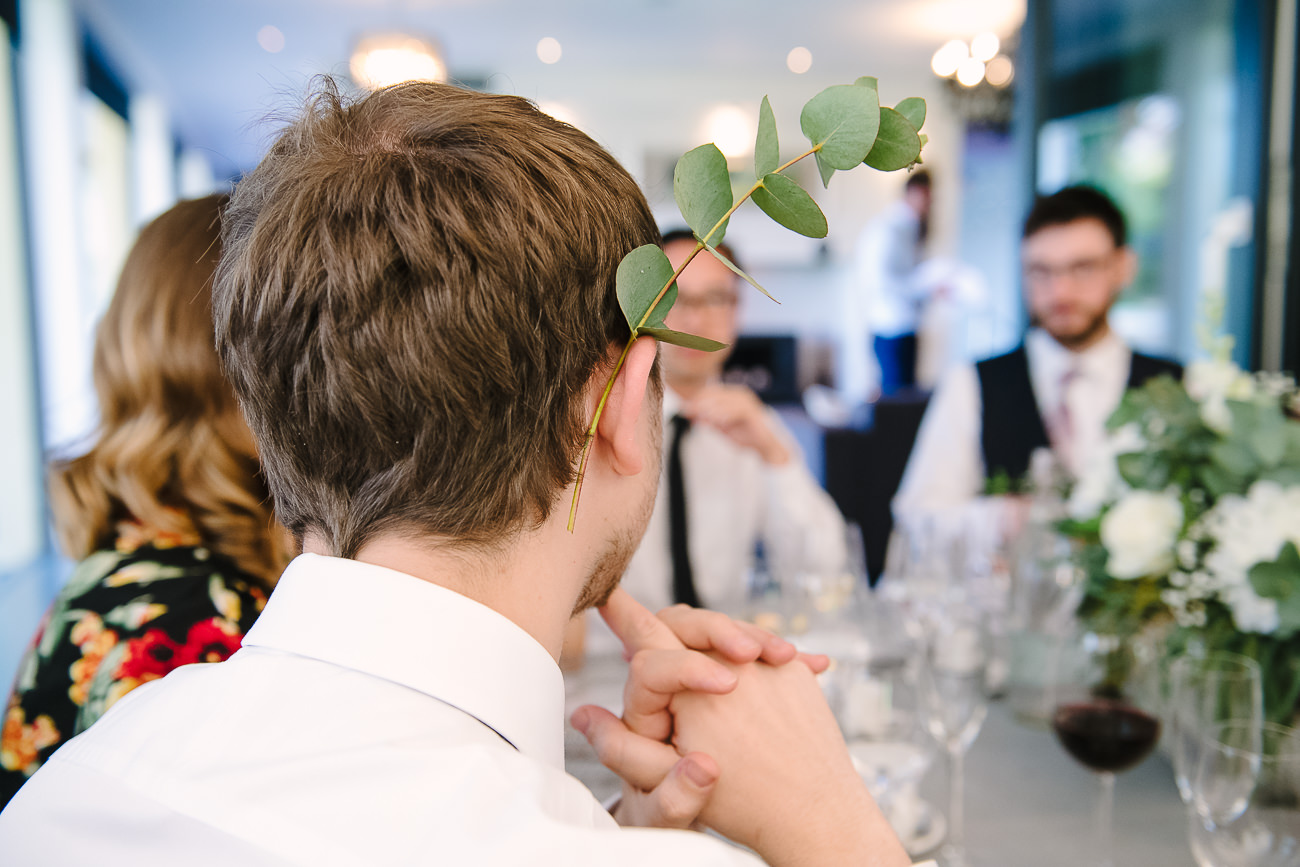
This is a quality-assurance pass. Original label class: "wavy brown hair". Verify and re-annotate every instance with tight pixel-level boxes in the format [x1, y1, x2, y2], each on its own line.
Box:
[48, 194, 288, 588]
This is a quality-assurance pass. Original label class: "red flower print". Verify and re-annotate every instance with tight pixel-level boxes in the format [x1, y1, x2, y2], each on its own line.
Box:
[175, 618, 244, 666]
[115, 629, 182, 683]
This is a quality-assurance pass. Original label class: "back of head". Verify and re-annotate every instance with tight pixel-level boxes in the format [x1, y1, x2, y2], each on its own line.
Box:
[214, 79, 660, 557]
[1022, 184, 1127, 247]
[50, 194, 285, 587]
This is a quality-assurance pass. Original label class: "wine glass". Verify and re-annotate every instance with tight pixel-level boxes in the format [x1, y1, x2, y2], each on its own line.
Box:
[1169, 653, 1264, 805]
[1189, 721, 1300, 866]
[917, 605, 990, 867]
[1049, 629, 1163, 867]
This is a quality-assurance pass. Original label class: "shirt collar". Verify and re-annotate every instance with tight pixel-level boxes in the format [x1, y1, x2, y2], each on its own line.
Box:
[242, 553, 566, 771]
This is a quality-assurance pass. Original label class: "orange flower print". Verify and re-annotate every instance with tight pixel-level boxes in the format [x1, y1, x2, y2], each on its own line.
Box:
[67, 613, 120, 707]
[114, 513, 201, 554]
[1, 699, 60, 776]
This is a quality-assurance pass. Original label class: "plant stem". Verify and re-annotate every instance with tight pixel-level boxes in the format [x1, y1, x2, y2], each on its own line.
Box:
[1095, 771, 1116, 867]
[567, 334, 638, 531]
[566, 142, 822, 531]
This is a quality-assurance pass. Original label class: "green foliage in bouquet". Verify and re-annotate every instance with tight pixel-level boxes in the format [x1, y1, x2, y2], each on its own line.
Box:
[568, 77, 927, 529]
[1060, 361, 1300, 722]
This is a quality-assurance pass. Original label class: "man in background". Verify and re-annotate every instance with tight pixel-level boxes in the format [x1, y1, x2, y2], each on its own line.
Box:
[856, 170, 934, 397]
[616, 228, 848, 616]
[894, 185, 1182, 518]
[0, 81, 906, 867]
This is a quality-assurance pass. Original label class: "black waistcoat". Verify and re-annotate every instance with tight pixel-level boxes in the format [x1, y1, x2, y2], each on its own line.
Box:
[975, 344, 1183, 482]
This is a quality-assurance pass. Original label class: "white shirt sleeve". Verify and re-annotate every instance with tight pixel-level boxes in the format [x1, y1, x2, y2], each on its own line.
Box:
[891, 363, 985, 521]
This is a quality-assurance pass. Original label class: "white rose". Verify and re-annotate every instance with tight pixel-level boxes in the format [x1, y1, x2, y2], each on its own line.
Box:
[1100, 489, 1184, 579]
[1226, 583, 1279, 635]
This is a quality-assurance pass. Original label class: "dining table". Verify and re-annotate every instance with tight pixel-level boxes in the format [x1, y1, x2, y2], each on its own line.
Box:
[563, 650, 1193, 867]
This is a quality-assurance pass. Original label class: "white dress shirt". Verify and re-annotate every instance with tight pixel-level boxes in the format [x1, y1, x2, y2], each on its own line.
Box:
[893, 328, 1133, 517]
[855, 200, 926, 338]
[0, 554, 761, 866]
[613, 388, 848, 620]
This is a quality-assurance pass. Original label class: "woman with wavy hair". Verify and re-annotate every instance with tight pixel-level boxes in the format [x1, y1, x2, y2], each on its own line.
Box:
[0, 195, 290, 806]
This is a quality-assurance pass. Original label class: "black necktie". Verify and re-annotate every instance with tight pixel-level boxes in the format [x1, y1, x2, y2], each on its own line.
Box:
[667, 414, 700, 608]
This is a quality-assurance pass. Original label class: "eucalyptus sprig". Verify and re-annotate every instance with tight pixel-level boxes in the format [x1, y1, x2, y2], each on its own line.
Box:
[568, 76, 927, 530]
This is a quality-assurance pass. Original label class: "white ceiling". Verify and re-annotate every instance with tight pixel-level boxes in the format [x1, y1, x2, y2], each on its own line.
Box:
[73, 0, 1025, 176]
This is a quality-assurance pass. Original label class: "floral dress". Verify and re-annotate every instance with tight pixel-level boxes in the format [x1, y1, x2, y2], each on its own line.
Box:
[0, 523, 268, 808]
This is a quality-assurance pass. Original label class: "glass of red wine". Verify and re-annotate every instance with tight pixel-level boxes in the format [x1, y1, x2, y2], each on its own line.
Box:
[1049, 629, 1162, 867]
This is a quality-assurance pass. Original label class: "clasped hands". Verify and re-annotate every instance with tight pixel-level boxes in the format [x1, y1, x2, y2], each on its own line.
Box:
[570, 589, 911, 867]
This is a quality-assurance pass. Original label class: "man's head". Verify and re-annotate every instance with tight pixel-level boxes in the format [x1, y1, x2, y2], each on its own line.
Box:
[1020, 185, 1135, 349]
[658, 228, 741, 395]
[214, 80, 660, 559]
[903, 169, 932, 220]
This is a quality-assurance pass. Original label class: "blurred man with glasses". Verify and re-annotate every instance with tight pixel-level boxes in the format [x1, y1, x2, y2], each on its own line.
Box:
[609, 228, 846, 618]
[894, 185, 1182, 518]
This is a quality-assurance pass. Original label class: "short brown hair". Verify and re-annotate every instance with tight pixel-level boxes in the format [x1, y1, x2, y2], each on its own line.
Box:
[214, 80, 660, 556]
[50, 195, 288, 588]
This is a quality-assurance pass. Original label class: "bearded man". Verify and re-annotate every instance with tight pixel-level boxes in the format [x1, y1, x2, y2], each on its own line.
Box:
[894, 185, 1182, 517]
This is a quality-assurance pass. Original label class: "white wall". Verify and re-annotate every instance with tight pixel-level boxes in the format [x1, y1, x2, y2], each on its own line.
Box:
[0, 19, 45, 570]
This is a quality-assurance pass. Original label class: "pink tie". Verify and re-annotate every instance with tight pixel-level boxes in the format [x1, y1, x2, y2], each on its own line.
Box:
[1049, 367, 1079, 476]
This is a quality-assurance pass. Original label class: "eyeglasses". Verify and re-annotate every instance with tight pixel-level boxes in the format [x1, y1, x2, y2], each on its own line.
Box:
[1023, 252, 1116, 286]
[672, 291, 738, 313]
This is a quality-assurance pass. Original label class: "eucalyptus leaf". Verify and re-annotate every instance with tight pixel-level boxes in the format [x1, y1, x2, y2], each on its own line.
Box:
[800, 84, 880, 184]
[755, 95, 779, 178]
[639, 326, 728, 352]
[854, 76, 879, 93]
[895, 97, 926, 131]
[673, 144, 733, 245]
[816, 156, 836, 188]
[1249, 411, 1287, 466]
[703, 242, 778, 303]
[864, 106, 922, 172]
[1249, 543, 1300, 603]
[751, 172, 828, 238]
[616, 244, 677, 331]
[1211, 438, 1260, 478]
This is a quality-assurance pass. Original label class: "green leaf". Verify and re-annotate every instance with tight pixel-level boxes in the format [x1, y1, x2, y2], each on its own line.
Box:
[1250, 543, 1300, 600]
[1211, 438, 1259, 478]
[800, 84, 881, 187]
[854, 76, 879, 93]
[1116, 451, 1169, 490]
[639, 326, 728, 352]
[895, 97, 926, 131]
[751, 172, 828, 239]
[1249, 410, 1287, 466]
[1249, 543, 1300, 637]
[863, 106, 922, 172]
[816, 156, 836, 188]
[673, 144, 733, 245]
[616, 244, 677, 331]
[703, 242, 778, 303]
[755, 95, 779, 178]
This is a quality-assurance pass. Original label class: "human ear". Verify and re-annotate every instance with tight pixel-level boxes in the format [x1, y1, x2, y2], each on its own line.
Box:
[1117, 246, 1138, 288]
[596, 336, 658, 477]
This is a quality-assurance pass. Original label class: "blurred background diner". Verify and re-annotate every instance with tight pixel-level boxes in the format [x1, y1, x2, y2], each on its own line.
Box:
[1, 0, 1297, 863]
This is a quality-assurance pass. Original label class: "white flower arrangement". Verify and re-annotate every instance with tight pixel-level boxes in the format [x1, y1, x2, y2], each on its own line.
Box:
[1061, 357, 1300, 721]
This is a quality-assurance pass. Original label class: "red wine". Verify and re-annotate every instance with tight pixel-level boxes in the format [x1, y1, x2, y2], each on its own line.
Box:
[1052, 702, 1161, 773]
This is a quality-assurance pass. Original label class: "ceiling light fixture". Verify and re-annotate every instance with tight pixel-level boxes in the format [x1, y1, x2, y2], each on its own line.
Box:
[537, 37, 562, 64]
[350, 34, 447, 91]
[786, 46, 812, 74]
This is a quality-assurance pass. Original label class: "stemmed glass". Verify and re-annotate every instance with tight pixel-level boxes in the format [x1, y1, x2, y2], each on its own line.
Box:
[1169, 652, 1264, 806]
[917, 606, 991, 867]
[1049, 629, 1162, 867]
[1189, 721, 1300, 866]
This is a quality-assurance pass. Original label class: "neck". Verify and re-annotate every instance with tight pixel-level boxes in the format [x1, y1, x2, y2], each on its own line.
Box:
[302, 527, 585, 661]
[1052, 319, 1113, 353]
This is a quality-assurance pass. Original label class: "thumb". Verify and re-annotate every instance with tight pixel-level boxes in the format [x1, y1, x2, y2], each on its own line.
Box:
[618, 752, 720, 830]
